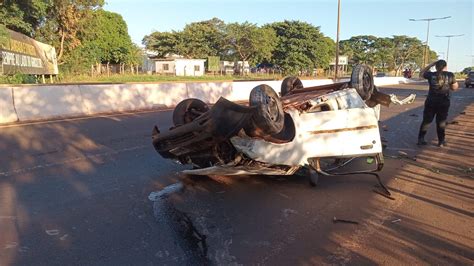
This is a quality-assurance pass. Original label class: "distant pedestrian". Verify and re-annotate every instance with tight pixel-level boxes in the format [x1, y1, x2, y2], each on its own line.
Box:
[417, 60, 459, 147]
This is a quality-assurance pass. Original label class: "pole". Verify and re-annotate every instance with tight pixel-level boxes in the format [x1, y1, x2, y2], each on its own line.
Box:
[335, 0, 341, 80]
[435, 34, 464, 64]
[423, 21, 430, 67]
[446, 37, 450, 63]
[409, 16, 451, 67]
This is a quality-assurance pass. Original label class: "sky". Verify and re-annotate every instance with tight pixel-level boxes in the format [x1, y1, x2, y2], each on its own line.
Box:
[104, 0, 473, 71]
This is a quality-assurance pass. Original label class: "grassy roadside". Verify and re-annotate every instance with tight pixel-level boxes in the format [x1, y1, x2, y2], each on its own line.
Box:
[0, 73, 341, 85]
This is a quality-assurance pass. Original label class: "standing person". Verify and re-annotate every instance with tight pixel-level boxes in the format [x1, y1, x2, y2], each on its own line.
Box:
[418, 60, 459, 147]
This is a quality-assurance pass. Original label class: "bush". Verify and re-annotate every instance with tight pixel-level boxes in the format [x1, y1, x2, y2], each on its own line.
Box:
[0, 74, 37, 84]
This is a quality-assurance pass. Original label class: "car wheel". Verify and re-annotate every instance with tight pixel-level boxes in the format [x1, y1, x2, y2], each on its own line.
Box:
[308, 167, 319, 187]
[245, 84, 285, 137]
[351, 64, 374, 100]
[281, 76, 304, 96]
[173, 98, 209, 126]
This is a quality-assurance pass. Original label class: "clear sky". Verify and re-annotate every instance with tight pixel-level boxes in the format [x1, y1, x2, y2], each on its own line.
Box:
[104, 0, 473, 71]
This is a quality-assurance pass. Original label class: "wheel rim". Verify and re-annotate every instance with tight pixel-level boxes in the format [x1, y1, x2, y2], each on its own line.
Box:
[363, 72, 372, 90]
[264, 95, 279, 121]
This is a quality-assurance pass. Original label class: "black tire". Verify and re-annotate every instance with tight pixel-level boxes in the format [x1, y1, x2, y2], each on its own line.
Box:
[281, 76, 303, 96]
[245, 84, 285, 137]
[308, 167, 319, 187]
[350, 64, 374, 100]
[173, 98, 209, 126]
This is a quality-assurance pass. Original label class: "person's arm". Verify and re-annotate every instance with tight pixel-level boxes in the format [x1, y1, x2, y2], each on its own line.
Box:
[419, 61, 437, 79]
[449, 73, 459, 91]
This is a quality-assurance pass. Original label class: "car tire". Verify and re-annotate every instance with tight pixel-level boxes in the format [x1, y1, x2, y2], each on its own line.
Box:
[351, 64, 374, 100]
[281, 76, 304, 96]
[308, 167, 319, 187]
[245, 84, 285, 137]
[173, 98, 209, 126]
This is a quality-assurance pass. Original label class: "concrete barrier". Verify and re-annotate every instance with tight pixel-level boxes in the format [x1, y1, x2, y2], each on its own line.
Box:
[0, 77, 418, 124]
[229, 80, 282, 101]
[0, 88, 18, 123]
[135, 83, 188, 109]
[80, 84, 149, 113]
[374, 77, 411, 86]
[13, 85, 87, 121]
[187, 82, 232, 103]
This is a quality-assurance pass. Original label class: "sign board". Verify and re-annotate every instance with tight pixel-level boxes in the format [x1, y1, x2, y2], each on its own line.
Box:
[330, 55, 348, 66]
[207, 56, 220, 72]
[0, 29, 58, 75]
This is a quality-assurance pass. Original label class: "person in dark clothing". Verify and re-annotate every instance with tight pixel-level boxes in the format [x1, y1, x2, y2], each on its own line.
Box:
[418, 60, 459, 147]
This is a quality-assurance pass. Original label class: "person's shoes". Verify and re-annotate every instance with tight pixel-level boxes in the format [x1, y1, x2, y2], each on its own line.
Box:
[417, 138, 428, 145]
[438, 140, 447, 147]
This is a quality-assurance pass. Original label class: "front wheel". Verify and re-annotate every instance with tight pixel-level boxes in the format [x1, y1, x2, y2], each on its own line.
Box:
[350, 65, 374, 100]
[281, 76, 303, 96]
[245, 84, 285, 137]
[172, 98, 209, 126]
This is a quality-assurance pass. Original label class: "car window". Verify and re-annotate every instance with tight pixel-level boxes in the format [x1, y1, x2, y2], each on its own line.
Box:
[469, 72, 474, 78]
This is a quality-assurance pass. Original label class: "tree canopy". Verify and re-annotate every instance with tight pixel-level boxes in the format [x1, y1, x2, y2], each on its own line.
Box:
[266, 20, 335, 74]
[1, 2, 443, 77]
[340, 35, 438, 75]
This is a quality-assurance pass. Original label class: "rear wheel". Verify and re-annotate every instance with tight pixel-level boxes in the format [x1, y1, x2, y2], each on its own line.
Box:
[351, 65, 374, 100]
[245, 84, 285, 137]
[173, 98, 209, 126]
[281, 76, 303, 96]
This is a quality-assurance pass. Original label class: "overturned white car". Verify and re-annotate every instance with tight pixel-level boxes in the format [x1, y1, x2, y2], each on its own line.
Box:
[152, 65, 414, 187]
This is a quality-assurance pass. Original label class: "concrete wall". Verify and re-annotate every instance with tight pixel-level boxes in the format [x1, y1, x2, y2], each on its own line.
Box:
[13, 85, 87, 121]
[0, 88, 18, 124]
[0, 77, 414, 124]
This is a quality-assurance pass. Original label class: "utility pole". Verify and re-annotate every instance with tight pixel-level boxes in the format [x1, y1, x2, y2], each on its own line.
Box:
[435, 34, 464, 63]
[335, 0, 341, 80]
[409, 16, 451, 66]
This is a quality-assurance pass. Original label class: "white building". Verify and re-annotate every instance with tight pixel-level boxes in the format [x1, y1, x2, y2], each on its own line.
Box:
[219, 60, 250, 75]
[143, 54, 206, 77]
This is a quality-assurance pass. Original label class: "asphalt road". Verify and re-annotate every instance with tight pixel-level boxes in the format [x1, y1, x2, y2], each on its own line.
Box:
[0, 82, 473, 265]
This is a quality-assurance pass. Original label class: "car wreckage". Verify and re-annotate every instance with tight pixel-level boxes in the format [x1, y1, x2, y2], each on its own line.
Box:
[152, 65, 415, 191]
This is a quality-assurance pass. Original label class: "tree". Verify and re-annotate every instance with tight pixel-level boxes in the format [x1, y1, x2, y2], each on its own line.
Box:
[225, 22, 277, 65]
[391, 35, 424, 75]
[339, 35, 378, 65]
[266, 20, 335, 74]
[62, 9, 136, 73]
[373, 37, 394, 72]
[143, 31, 181, 58]
[340, 35, 437, 75]
[0, 0, 49, 36]
[179, 18, 226, 58]
[143, 18, 226, 59]
[36, 0, 104, 63]
[461, 66, 474, 74]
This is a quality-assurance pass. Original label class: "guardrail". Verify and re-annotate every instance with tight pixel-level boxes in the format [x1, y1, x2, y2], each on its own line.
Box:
[0, 77, 415, 124]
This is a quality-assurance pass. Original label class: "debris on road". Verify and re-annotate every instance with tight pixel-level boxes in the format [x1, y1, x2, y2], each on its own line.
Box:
[333, 217, 359, 225]
[148, 182, 184, 201]
[373, 189, 396, 200]
[45, 229, 60, 236]
[409, 113, 419, 117]
[391, 219, 402, 223]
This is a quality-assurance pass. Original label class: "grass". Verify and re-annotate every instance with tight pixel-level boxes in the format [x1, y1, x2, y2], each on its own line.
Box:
[1, 73, 336, 85]
[56, 73, 285, 84]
